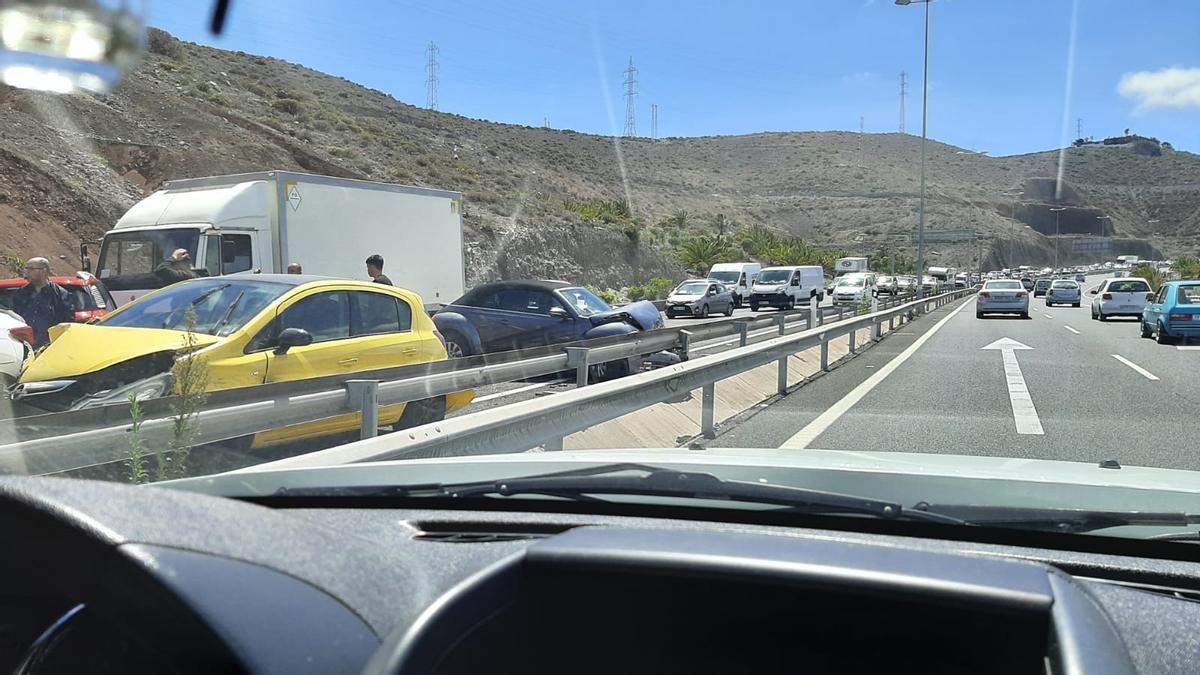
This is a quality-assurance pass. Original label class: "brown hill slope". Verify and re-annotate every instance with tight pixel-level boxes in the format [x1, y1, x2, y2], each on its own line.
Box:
[0, 29, 1195, 282]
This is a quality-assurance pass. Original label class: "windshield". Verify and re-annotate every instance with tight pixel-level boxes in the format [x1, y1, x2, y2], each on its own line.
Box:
[757, 270, 791, 284]
[97, 228, 201, 278]
[707, 271, 740, 283]
[101, 279, 289, 335]
[558, 287, 612, 316]
[3, 1, 1200, 548]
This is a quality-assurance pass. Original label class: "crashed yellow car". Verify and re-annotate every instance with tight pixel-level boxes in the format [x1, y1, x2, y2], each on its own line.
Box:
[13, 275, 473, 447]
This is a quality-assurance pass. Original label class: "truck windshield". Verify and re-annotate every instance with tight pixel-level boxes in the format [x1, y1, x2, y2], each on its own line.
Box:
[97, 229, 201, 278]
[757, 270, 791, 283]
[707, 271, 740, 283]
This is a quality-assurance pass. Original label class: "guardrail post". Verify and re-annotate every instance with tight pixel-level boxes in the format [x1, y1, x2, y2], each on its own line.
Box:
[735, 321, 749, 347]
[775, 314, 786, 335]
[820, 338, 829, 371]
[848, 328, 857, 354]
[873, 317, 882, 341]
[837, 307, 845, 321]
[809, 296, 819, 328]
[346, 379, 380, 439]
[678, 330, 693, 361]
[565, 347, 590, 387]
[777, 355, 788, 395]
[871, 294, 880, 315]
[545, 437, 564, 451]
[889, 313, 895, 331]
[701, 382, 716, 438]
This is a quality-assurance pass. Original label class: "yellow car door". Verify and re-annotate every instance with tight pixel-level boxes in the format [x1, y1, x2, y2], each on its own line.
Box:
[346, 288, 442, 426]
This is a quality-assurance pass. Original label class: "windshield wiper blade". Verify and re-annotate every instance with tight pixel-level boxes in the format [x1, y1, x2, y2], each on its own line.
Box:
[160, 283, 231, 328]
[912, 503, 1200, 534]
[210, 290, 245, 334]
[273, 463, 965, 524]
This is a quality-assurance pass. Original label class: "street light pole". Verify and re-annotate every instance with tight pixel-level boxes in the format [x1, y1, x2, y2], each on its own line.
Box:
[1050, 207, 1066, 270]
[896, 0, 932, 299]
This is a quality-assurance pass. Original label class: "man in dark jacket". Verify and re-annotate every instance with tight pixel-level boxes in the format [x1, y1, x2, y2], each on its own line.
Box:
[154, 248, 199, 285]
[12, 257, 73, 348]
[366, 254, 392, 286]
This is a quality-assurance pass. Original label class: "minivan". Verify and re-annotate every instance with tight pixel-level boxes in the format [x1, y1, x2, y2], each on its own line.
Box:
[706, 262, 761, 308]
[748, 266, 825, 311]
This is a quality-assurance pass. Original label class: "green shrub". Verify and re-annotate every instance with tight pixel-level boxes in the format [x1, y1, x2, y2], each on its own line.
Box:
[587, 286, 618, 304]
[645, 277, 675, 300]
[255, 116, 285, 132]
[625, 285, 646, 301]
[271, 98, 303, 115]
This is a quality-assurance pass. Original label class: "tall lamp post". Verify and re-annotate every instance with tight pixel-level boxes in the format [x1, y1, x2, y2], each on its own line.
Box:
[1050, 206, 1066, 269]
[1003, 189, 1023, 267]
[896, 0, 932, 298]
[1095, 215, 1111, 265]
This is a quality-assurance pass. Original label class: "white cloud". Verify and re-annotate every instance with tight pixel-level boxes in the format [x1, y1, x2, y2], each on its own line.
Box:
[1118, 67, 1200, 112]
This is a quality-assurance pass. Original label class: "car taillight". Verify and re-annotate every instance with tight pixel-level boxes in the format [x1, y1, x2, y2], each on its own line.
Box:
[1015, 292, 1026, 299]
[978, 291, 991, 298]
[9, 326, 33, 345]
[1102, 293, 1113, 300]
[1169, 313, 1192, 322]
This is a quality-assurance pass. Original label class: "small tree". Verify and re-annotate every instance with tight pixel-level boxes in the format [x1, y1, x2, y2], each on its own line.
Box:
[125, 394, 149, 485]
[162, 308, 211, 480]
[1129, 263, 1166, 290]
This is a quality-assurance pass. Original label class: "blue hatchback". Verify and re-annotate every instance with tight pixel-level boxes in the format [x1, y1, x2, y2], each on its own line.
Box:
[1141, 281, 1200, 344]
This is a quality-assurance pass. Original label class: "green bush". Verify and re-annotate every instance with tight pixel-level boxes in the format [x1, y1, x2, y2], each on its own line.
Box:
[255, 116, 285, 132]
[645, 277, 675, 300]
[1130, 263, 1166, 290]
[587, 286, 618, 304]
[271, 98, 303, 115]
[625, 285, 646, 301]
[194, 80, 212, 93]
[562, 198, 632, 225]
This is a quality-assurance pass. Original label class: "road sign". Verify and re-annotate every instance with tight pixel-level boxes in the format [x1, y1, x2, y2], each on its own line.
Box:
[1070, 237, 1112, 252]
[913, 229, 976, 244]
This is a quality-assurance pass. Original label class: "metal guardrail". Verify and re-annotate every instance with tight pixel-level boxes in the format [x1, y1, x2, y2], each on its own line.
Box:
[239, 288, 976, 471]
[0, 289, 939, 476]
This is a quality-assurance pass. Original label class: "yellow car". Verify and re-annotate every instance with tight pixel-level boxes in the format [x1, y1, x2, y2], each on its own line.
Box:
[13, 275, 473, 448]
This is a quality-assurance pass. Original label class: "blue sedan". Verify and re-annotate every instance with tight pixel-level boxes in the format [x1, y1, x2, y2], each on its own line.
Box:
[1140, 280, 1200, 345]
[432, 280, 664, 378]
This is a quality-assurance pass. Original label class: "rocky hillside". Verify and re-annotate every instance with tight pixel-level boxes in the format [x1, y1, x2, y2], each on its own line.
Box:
[0, 28, 1196, 284]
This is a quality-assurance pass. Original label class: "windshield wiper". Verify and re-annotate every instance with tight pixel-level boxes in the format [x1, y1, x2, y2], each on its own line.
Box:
[160, 283, 231, 329]
[911, 503, 1200, 534]
[210, 290, 245, 334]
[272, 463, 965, 524]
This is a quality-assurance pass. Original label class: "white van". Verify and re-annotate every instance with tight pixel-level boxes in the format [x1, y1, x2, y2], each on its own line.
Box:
[748, 265, 825, 311]
[706, 262, 761, 308]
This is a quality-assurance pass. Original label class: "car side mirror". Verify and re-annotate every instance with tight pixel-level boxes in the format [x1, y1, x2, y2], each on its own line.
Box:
[548, 306, 570, 319]
[1088, 289, 1097, 295]
[1146, 292, 1156, 301]
[274, 327, 313, 354]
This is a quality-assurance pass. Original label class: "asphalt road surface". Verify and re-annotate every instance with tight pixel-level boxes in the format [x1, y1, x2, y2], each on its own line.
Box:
[712, 274, 1200, 471]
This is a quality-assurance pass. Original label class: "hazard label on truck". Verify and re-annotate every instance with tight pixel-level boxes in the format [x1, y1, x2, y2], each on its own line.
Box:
[285, 182, 302, 211]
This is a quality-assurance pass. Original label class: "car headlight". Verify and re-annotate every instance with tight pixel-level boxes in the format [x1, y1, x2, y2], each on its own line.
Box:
[70, 372, 175, 411]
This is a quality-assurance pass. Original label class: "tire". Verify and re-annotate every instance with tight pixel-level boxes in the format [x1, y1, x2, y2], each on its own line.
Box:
[1140, 320, 1154, 339]
[818, 293, 825, 302]
[725, 302, 734, 316]
[786, 297, 796, 311]
[443, 331, 470, 358]
[1021, 311, 1030, 319]
[749, 303, 759, 312]
[976, 310, 984, 319]
[701, 304, 710, 318]
[732, 294, 742, 309]
[1157, 322, 1174, 345]
[1097, 310, 1107, 322]
[1090, 305, 1098, 320]
[665, 311, 675, 319]
[1046, 302, 1053, 307]
[1072, 302, 1080, 308]
[392, 395, 446, 431]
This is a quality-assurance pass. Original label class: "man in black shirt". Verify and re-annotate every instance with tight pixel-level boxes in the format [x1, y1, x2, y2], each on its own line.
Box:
[366, 254, 392, 286]
[12, 257, 73, 348]
[154, 248, 199, 285]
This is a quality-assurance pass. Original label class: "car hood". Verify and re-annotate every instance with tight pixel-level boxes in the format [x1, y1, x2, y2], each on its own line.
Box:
[588, 300, 661, 331]
[165, 447, 1200, 516]
[21, 323, 220, 381]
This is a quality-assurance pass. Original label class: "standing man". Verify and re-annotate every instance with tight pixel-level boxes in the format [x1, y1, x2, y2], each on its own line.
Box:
[287, 262, 303, 274]
[12, 257, 72, 349]
[154, 248, 199, 285]
[365, 254, 392, 286]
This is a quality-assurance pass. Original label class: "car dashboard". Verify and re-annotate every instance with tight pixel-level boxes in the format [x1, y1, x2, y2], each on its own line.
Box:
[2, 477, 1199, 674]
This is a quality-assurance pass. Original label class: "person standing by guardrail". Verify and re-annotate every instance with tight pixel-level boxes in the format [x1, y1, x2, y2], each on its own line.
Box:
[366, 254, 392, 286]
[12, 257, 72, 348]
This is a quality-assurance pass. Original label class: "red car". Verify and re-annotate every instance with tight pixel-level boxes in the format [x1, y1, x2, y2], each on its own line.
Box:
[0, 271, 118, 322]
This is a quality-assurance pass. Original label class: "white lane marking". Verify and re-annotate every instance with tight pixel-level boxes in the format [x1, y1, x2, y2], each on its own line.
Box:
[1042, 313, 1054, 319]
[780, 298, 973, 449]
[472, 381, 550, 402]
[1111, 354, 1159, 381]
[980, 338, 1044, 435]
[1177, 346, 1200, 351]
[1063, 325, 1080, 334]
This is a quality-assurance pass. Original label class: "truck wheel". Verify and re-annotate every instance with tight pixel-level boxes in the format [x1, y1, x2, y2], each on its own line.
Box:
[443, 332, 471, 358]
[786, 297, 795, 311]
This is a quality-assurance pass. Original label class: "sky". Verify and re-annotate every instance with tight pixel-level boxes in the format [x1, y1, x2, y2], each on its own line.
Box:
[148, 0, 1200, 156]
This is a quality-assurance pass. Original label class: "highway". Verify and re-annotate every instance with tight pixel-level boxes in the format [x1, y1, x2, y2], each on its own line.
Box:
[711, 273, 1200, 470]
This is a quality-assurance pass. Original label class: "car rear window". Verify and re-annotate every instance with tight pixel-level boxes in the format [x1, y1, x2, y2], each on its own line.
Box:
[1178, 285, 1200, 305]
[1050, 281, 1078, 289]
[985, 281, 1022, 289]
[1107, 280, 1151, 293]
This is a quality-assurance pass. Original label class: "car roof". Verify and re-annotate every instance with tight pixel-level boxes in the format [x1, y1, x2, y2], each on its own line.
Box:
[461, 279, 574, 294]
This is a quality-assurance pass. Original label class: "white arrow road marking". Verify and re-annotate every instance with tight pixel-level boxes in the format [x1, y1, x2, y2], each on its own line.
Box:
[981, 337, 1044, 435]
[1111, 354, 1159, 381]
[1063, 325, 1080, 334]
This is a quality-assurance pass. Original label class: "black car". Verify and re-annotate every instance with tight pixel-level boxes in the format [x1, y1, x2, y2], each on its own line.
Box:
[432, 280, 664, 376]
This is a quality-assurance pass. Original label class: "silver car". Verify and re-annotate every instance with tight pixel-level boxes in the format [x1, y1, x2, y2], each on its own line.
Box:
[665, 279, 735, 319]
[1045, 279, 1081, 307]
[976, 279, 1029, 318]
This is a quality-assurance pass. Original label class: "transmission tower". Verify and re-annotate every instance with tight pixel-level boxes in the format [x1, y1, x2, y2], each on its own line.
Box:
[1076, 117, 1082, 140]
[651, 103, 658, 140]
[543, 117, 550, 129]
[425, 42, 439, 111]
[859, 115, 865, 168]
[622, 57, 638, 137]
[899, 71, 907, 134]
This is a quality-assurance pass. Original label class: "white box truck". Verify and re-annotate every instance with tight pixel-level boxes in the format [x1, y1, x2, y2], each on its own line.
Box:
[91, 171, 465, 309]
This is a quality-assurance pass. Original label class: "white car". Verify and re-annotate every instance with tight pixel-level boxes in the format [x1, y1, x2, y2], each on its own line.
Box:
[1089, 277, 1153, 321]
[831, 277, 870, 306]
[0, 309, 31, 385]
[1045, 280, 1081, 307]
